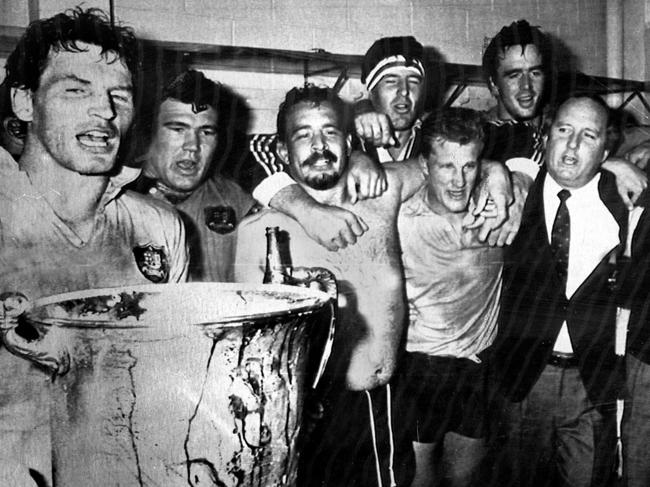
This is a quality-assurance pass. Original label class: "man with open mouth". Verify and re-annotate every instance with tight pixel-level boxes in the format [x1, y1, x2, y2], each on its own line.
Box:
[395, 107, 503, 487]
[0, 8, 189, 485]
[133, 69, 256, 282]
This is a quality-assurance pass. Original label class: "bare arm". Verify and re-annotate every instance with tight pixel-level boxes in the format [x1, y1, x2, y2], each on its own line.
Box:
[346, 150, 388, 203]
[473, 160, 514, 229]
[344, 263, 406, 391]
[269, 183, 369, 251]
[464, 165, 533, 247]
[602, 157, 648, 209]
[383, 157, 427, 202]
[354, 100, 397, 148]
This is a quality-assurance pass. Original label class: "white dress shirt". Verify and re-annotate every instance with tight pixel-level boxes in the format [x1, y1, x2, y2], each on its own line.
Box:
[543, 173, 620, 353]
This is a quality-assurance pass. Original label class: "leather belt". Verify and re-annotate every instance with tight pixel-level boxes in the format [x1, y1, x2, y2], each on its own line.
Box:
[548, 352, 579, 368]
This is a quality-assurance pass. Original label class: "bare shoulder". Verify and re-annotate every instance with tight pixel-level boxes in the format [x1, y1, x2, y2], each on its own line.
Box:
[384, 159, 426, 201]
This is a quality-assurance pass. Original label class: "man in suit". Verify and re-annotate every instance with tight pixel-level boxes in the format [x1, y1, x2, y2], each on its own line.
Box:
[494, 94, 626, 486]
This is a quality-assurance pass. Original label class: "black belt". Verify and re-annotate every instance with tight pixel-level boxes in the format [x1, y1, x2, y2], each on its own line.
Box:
[548, 352, 579, 368]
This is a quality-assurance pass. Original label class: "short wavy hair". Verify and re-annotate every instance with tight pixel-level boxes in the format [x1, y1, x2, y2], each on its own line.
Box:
[5, 7, 139, 91]
[482, 19, 552, 83]
[421, 107, 485, 157]
[276, 84, 350, 142]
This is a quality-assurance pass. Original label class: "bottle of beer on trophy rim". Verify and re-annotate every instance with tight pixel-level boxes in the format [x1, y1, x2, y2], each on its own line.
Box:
[263, 226, 291, 284]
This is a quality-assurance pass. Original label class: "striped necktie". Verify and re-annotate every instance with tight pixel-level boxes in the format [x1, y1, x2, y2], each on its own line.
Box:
[551, 189, 571, 289]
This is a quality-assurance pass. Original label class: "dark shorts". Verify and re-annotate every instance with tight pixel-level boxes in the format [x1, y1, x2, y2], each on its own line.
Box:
[394, 350, 490, 444]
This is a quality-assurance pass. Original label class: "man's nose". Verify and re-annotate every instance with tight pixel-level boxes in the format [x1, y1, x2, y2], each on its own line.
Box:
[183, 130, 200, 152]
[567, 133, 579, 150]
[312, 132, 327, 151]
[451, 169, 466, 188]
[398, 78, 410, 97]
[520, 73, 532, 91]
[89, 92, 117, 120]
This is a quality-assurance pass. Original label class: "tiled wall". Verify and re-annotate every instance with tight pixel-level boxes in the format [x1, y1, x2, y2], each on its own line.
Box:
[3, 0, 648, 130]
[24, 0, 607, 72]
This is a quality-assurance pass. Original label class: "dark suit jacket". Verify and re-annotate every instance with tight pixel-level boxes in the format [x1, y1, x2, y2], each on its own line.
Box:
[619, 192, 650, 364]
[494, 169, 627, 408]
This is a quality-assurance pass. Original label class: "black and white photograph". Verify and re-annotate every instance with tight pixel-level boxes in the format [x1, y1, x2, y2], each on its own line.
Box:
[1, 1, 650, 486]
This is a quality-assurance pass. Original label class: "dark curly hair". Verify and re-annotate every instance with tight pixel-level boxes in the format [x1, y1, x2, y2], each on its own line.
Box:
[276, 84, 351, 142]
[5, 7, 139, 91]
[481, 19, 552, 84]
[162, 69, 222, 114]
[421, 107, 485, 157]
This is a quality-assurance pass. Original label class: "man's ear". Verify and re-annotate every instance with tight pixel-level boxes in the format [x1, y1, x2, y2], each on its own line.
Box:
[601, 148, 610, 163]
[345, 134, 352, 156]
[488, 77, 499, 97]
[11, 87, 34, 123]
[276, 140, 289, 165]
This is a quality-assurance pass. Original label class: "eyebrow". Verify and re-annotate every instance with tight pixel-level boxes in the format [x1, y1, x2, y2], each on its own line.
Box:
[291, 123, 341, 134]
[554, 121, 603, 133]
[502, 64, 544, 77]
[54, 74, 133, 92]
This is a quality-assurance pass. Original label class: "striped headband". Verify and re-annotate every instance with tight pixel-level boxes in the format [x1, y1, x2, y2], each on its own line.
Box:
[365, 55, 425, 92]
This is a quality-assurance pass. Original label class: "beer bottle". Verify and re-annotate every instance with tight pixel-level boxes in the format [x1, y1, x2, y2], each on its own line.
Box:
[263, 227, 291, 284]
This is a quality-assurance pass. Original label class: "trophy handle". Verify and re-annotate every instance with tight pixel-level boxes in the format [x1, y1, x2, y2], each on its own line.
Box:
[290, 267, 337, 388]
[0, 292, 70, 375]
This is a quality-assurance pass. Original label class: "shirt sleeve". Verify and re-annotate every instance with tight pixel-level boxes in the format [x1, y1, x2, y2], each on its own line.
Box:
[252, 171, 299, 208]
[505, 157, 539, 181]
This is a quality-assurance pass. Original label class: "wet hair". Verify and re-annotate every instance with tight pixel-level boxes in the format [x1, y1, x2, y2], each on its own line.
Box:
[162, 69, 222, 114]
[276, 84, 350, 142]
[5, 7, 138, 91]
[421, 107, 485, 157]
[482, 19, 552, 83]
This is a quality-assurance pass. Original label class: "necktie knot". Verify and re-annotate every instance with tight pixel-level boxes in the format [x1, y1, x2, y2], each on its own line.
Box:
[558, 189, 571, 203]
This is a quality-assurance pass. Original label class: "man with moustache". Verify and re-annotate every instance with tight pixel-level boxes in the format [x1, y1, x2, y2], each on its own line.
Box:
[234, 84, 423, 487]
[0, 8, 188, 485]
[251, 36, 514, 250]
[133, 69, 256, 282]
[494, 95, 627, 486]
[396, 108, 502, 487]
[248, 37, 427, 252]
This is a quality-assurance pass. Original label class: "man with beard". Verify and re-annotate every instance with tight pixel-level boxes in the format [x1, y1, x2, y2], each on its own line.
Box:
[133, 69, 256, 282]
[234, 84, 423, 487]
[250, 36, 515, 250]
[0, 8, 188, 485]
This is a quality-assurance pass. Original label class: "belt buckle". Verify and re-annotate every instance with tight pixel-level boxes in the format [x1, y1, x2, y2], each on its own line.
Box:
[549, 352, 578, 368]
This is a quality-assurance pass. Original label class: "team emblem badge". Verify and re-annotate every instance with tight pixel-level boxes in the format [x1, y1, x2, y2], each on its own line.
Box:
[133, 244, 169, 283]
[204, 206, 236, 234]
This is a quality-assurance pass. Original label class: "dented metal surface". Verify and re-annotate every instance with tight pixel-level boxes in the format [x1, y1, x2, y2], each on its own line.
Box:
[11, 283, 332, 486]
